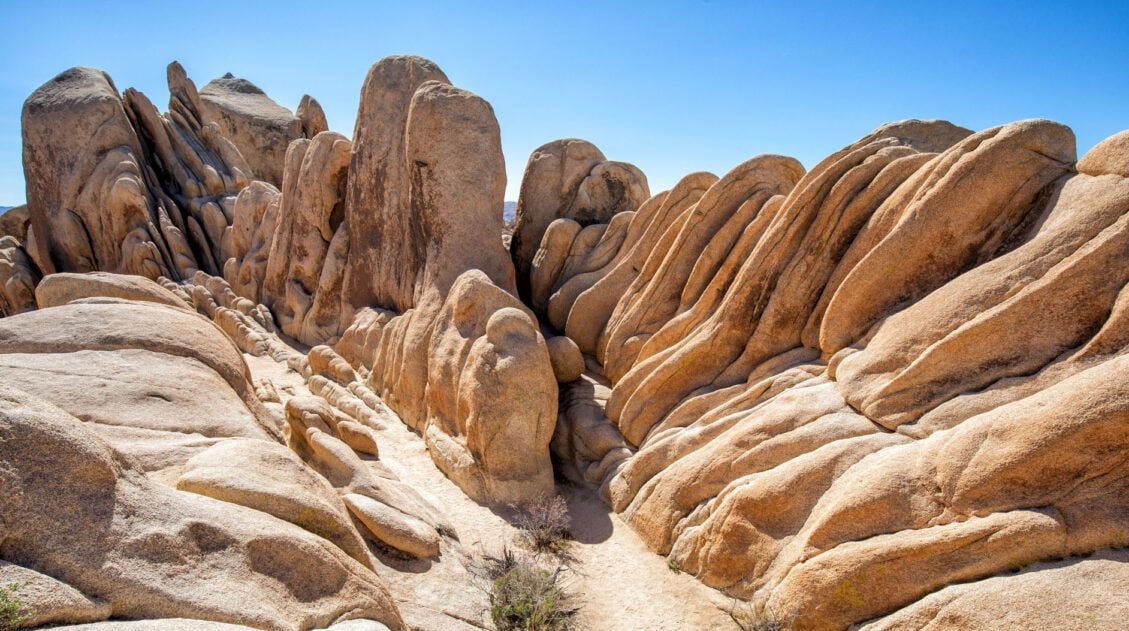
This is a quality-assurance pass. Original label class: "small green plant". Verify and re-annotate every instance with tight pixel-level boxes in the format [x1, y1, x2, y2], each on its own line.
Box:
[0, 582, 30, 631]
[728, 598, 789, 631]
[513, 493, 572, 556]
[667, 558, 682, 574]
[473, 548, 578, 631]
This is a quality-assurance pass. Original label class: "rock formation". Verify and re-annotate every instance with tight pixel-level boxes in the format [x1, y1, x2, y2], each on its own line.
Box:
[4, 51, 1128, 630]
[199, 73, 314, 187]
[18, 56, 557, 506]
[510, 138, 650, 301]
[332, 58, 555, 504]
[0, 277, 404, 629]
[540, 120, 1129, 628]
[219, 55, 558, 504]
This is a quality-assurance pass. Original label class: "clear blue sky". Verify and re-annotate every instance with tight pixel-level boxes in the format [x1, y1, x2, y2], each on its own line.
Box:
[1, 0, 1127, 205]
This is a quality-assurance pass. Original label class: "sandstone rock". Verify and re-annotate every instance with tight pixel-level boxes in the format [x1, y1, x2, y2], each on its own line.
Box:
[336, 419, 380, 456]
[0, 235, 39, 316]
[309, 375, 388, 432]
[538, 119, 1129, 628]
[454, 307, 557, 503]
[371, 270, 556, 504]
[860, 550, 1129, 630]
[0, 385, 403, 630]
[0, 560, 111, 627]
[35, 272, 188, 310]
[12, 50, 1129, 630]
[176, 438, 376, 569]
[224, 181, 280, 302]
[199, 72, 304, 186]
[834, 154, 1129, 431]
[342, 55, 451, 315]
[284, 397, 455, 555]
[50, 621, 255, 630]
[552, 366, 632, 496]
[510, 138, 649, 299]
[325, 58, 554, 504]
[260, 132, 351, 345]
[604, 122, 968, 446]
[310, 344, 359, 384]
[561, 173, 714, 353]
[546, 335, 584, 382]
[0, 204, 30, 241]
[1078, 128, 1129, 177]
[529, 218, 582, 314]
[600, 154, 804, 385]
[22, 67, 174, 279]
[819, 119, 1075, 353]
[0, 300, 265, 407]
[123, 62, 254, 277]
[344, 493, 441, 559]
[298, 94, 330, 138]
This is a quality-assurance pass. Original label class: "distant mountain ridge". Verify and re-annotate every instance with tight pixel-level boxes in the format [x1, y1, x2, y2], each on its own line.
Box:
[504, 200, 516, 223]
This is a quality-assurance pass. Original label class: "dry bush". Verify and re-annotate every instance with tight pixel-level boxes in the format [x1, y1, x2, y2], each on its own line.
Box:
[728, 598, 790, 631]
[513, 493, 572, 555]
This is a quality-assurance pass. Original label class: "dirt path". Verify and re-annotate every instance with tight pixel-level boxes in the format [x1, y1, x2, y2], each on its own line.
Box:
[245, 352, 738, 631]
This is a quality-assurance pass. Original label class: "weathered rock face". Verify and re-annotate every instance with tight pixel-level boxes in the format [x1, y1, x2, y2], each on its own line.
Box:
[542, 119, 1129, 628]
[199, 73, 307, 187]
[342, 55, 451, 315]
[0, 279, 410, 629]
[20, 62, 279, 286]
[22, 67, 176, 279]
[218, 55, 554, 504]
[123, 62, 256, 278]
[297, 94, 330, 139]
[0, 234, 39, 316]
[222, 180, 280, 303]
[20, 62, 329, 293]
[259, 131, 352, 346]
[0, 385, 402, 630]
[0, 204, 30, 241]
[329, 58, 554, 504]
[510, 138, 650, 300]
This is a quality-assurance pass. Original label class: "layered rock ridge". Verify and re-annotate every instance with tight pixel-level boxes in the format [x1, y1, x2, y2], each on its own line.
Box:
[531, 120, 1129, 628]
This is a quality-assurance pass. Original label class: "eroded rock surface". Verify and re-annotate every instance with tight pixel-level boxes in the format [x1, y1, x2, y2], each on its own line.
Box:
[540, 120, 1129, 628]
[511, 138, 650, 300]
[199, 72, 306, 187]
[0, 290, 406, 629]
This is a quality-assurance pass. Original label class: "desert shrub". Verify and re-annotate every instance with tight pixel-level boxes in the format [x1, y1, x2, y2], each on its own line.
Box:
[728, 598, 789, 631]
[513, 493, 572, 555]
[475, 548, 578, 631]
[0, 583, 30, 631]
[667, 558, 682, 573]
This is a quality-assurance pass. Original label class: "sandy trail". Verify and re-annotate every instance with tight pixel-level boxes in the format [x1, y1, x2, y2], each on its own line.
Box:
[245, 351, 737, 631]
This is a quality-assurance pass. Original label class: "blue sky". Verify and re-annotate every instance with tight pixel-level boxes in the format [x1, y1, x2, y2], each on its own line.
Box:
[1, 0, 1127, 205]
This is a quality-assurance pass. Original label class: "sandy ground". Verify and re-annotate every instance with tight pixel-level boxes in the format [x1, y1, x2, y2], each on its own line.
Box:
[244, 352, 738, 631]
